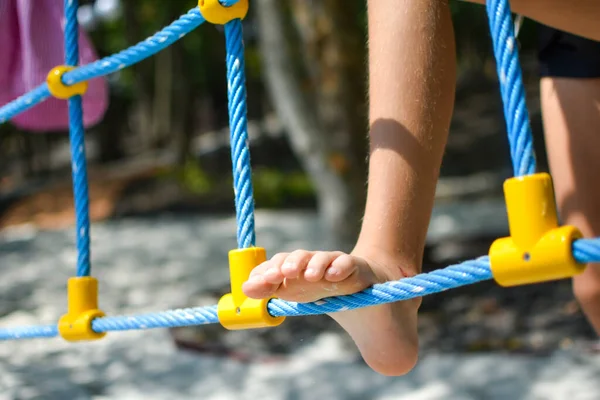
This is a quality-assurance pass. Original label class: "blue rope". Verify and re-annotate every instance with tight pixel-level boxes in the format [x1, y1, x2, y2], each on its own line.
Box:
[3, 237, 600, 341]
[485, 0, 536, 177]
[0, 325, 59, 340]
[91, 305, 219, 332]
[268, 257, 492, 317]
[0, 8, 204, 123]
[225, 20, 256, 248]
[64, 0, 91, 277]
[220, 0, 241, 6]
[572, 238, 600, 263]
[0, 85, 51, 124]
[62, 8, 205, 87]
[0, 0, 597, 346]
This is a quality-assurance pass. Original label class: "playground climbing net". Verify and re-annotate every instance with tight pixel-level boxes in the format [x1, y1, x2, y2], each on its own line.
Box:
[1, 0, 600, 341]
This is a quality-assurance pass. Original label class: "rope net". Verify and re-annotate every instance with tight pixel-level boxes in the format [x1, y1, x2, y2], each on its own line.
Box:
[0, 0, 599, 341]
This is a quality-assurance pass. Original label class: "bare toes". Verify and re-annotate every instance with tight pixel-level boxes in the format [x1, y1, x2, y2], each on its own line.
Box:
[325, 254, 358, 282]
[280, 250, 313, 279]
[242, 274, 279, 299]
[243, 253, 288, 298]
[261, 253, 288, 284]
[304, 251, 343, 282]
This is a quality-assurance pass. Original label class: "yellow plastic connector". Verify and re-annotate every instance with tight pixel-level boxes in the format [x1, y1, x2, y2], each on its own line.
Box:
[58, 277, 106, 342]
[489, 172, 585, 287]
[46, 66, 88, 99]
[198, 0, 248, 25]
[218, 247, 286, 330]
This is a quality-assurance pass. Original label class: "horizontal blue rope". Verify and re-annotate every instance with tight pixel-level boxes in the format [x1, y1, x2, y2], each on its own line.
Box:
[62, 8, 205, 86]
[219, 0, 241, 6]
[572, 238, 600, 263]
[0, 324, 58, 340]
[91, 305, 219, 332]
[0, 8, 204, 125]
[2, 237, 600, 341]
[268, 257, 491, 317]
[0, 85, 51, 124]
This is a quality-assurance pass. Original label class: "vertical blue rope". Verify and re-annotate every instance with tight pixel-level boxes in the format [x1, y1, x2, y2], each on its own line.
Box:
[486, 0, 536, 177]
[65, 0, 91, 277]
[224, 20, 256, 248]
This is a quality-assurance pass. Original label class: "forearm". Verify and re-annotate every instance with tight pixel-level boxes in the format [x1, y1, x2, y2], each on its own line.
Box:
[355, 0, 456, 275]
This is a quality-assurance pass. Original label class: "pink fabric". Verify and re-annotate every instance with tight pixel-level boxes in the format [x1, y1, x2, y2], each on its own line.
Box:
[0, 0, 108, 132]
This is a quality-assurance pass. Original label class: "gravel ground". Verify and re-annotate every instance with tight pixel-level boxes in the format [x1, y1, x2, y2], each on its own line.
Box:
[0, 209, 598, 400]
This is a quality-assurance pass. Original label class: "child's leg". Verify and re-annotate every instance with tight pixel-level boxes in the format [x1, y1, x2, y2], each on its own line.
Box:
[244, 0, 457, 376]
[538, 26, 600, 335]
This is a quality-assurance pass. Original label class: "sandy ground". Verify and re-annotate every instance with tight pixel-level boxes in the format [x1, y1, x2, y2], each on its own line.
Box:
[0, 210, 598, 400]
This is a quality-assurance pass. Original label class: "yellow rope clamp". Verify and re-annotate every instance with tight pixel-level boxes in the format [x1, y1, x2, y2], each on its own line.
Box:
[218, 247, 286, 330]
[46, 66, 88, 99]
[489, 172, 586, 287]
[58, 277, 106, 341]
[198, 0, 248, 25]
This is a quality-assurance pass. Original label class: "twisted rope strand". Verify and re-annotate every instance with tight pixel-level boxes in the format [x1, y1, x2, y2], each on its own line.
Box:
[225, 19, 256, 248]
[3, 238, 600, 341]
[486, 0, 536, 176]
[65, 0, 92, 277]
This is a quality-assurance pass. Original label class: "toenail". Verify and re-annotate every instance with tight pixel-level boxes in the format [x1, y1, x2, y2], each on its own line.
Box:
[248, 275, 265, 283]
[327, 267, 339, 276]
[282, 262, 295, 271]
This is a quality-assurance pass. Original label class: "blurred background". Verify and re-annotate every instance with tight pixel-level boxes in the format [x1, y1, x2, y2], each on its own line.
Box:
[0, 1, 598, 399]
[0, 0, 548, 238]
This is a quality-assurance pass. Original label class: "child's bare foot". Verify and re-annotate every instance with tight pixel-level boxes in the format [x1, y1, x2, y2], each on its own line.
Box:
[242, 249, 421, 376]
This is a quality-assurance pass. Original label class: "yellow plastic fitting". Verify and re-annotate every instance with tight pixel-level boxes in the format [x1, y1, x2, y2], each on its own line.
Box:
[46, 66, 88, 99]
[198, 0, 248, 25]
[218, 247, 286, 330]
[489, 172, 585, 287]
[58, 277, 106, 342]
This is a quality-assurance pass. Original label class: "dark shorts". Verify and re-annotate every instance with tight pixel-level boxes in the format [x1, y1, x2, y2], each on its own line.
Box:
[537, 24, 600, 78]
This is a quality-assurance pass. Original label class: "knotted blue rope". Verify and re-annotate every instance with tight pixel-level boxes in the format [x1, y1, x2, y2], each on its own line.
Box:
[225, 19, 256, 248]
[64, 0, 91, 277]
[486, 0, 536, 177]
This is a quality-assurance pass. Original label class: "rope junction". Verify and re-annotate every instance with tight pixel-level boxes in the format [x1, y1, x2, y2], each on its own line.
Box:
[1, 0, 599, 341]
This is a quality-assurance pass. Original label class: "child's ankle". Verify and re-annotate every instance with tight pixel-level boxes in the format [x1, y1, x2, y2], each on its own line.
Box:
[351, 244, 421, 282]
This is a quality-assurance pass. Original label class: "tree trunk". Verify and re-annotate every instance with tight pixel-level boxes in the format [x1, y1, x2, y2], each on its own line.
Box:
[123, 0, 154, 153]
[254, 0, 368, 248]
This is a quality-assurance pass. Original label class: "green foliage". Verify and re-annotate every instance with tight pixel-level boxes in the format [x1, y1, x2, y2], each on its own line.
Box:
[251, 167, 315, 207]
[173, 158, 214, 194]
